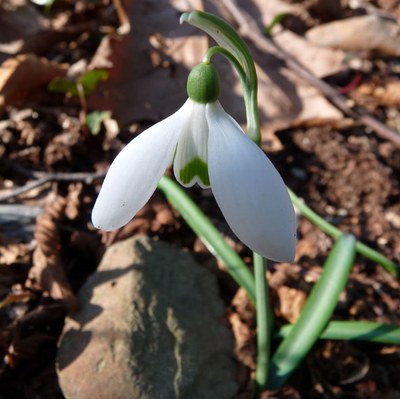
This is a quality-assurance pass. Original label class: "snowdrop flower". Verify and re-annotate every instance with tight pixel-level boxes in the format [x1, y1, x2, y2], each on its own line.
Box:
[92, 63, 296, 262]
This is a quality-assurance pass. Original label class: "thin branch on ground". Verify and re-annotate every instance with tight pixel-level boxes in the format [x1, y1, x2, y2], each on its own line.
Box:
[0, 170, 106, 202]
[220, 0, 400, 147]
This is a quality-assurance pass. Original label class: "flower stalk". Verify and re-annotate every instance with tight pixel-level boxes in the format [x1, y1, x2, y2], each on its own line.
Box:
[254, 253, 271, 390]
[181, 11, 260, 144]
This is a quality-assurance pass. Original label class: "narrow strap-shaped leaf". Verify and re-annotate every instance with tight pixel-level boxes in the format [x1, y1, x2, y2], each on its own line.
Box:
[268, 234, 356, 389]
[288, 188, 399, 277]
[276, 321, 400, 345]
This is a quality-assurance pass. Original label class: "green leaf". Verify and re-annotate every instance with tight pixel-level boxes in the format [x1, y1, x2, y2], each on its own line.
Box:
[265, 13, 287, 36]
[276, 321, 400, 346]
[86, 111, 111, 135]
[48, 69, 109, 96]
[48, 77, 78, 95]
[268, 234, 357, 389]
[288, 188, 399, 276]
[79, 69, 109, 95]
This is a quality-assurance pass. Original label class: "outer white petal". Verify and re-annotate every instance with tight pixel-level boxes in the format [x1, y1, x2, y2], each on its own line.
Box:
[92, 100, 191, 231]
[173, 100, 210, 188]
[207, 101, 296, 262]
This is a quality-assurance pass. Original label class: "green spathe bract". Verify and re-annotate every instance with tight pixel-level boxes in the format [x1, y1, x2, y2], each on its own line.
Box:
[187, 63, 220, 104]
[179, 156, 210, 186]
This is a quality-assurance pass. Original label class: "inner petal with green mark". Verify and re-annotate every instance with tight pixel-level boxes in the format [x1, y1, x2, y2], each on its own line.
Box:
[173, 100, 211, 188]
[179, 156, 210, 187]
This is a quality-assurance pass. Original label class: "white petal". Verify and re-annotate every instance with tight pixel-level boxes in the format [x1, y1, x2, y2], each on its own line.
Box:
[207, 101, 296, 262]
[173, 100, 210, 188]
[92, 100, 191, 231]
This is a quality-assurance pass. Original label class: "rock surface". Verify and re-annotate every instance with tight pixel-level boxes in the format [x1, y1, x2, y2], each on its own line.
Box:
[57, 236, 237, 399]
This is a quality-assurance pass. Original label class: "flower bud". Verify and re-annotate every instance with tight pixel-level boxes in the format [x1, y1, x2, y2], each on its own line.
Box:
[187, 63, 220, 104]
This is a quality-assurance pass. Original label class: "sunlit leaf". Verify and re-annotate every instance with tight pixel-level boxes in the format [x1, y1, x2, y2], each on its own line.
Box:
[86, 110, 111, 135]
[79, 69, 109, 95]
[48, 77, 77, 95]
[48, 69, 109, 96]
[265, 13, 287, 36]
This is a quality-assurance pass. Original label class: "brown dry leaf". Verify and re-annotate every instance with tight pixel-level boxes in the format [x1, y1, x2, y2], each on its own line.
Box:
[228, 312, 256, 369]
[0, 54, 67, 110]
[275, 285, 306, 323]
[0, 292, 33, 309]
[358, 79, 400, 107]
[0, 2, 107, 61]
[306, 15, 400, 56]
[65, 183, 83, 220]
[26, 194, 79, 311]
[249, 0, 346, 78]
[88, 0, 207, 126]
[211, 0, 344, 140]
[295, 238, 320, 260]
[0, 243, 31, 265]
[44, 129, 80, 168]
[230, 290, 256, 373]
[273, 30, 345, 78]
[151, 197, 180, 232]
[102, 116, 120, 151]
[231, 287, 255, 325]
[89, 0, 343, 142]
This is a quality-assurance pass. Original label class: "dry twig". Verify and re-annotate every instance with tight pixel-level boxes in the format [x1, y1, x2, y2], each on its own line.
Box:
[0, 170, 106, 202]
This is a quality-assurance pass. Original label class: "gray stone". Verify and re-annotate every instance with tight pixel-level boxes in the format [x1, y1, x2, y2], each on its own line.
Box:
[57, 236, 237, 399]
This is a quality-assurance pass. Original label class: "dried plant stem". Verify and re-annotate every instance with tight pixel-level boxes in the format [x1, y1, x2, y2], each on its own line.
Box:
[0, 170, 106, 202]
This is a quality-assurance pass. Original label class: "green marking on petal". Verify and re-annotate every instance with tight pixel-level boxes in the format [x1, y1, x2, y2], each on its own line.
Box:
[179, 157, 210, 187]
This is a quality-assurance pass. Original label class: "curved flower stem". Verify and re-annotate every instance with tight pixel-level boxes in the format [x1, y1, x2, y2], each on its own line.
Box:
[181, 10, 260, 143]
[276, 321, 400, 345]
[158, 176, 256, 303]
[254, 253, 271, 391]
[202, 45, 260, 145]
[288, 188, 399, 277]
[203, 46, 247, 87]
[244, 88, 261, 146]
[267, 234, 356, 389]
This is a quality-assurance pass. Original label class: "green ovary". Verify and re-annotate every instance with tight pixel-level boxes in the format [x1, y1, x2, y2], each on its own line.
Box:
[179, 157, 210, 187]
